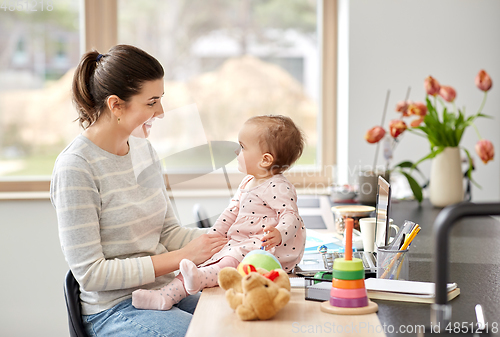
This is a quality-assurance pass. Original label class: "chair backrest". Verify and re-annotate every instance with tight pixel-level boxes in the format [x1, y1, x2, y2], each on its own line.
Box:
[192, 203, 212, 228]
[64, 270, 89, 337]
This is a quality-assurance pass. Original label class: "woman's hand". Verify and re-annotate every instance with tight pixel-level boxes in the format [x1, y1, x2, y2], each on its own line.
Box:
[261, 226, 282, 250]
[181, 233, 228, 265]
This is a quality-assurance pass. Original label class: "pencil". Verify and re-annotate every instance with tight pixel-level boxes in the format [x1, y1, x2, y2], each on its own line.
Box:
[381, 226, 420, 278]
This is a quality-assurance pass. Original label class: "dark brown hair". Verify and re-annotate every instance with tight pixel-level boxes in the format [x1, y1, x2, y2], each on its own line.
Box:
[246, 115, 305, 173]
[72, 44, 164, 129]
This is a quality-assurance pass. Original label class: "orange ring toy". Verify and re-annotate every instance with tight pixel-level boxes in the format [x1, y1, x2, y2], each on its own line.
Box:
[332, 278, 365, 289]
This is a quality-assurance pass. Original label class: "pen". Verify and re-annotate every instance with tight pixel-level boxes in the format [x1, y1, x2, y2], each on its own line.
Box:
[400, 225, 420, 250]
[393, 254, 407, 279]
[401, 226, 420, 250]
[398, 234, 406, 250]
[393, 235, 419, 279]
[381, 226, 420, 278]
[381, 225, 420, 269]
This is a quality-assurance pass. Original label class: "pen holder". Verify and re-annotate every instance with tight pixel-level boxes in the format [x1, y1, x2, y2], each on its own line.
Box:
[376, 246, 409, 280]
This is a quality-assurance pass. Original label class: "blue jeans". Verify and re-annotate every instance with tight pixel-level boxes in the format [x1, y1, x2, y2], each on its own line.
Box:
[83, 293, 200, 337]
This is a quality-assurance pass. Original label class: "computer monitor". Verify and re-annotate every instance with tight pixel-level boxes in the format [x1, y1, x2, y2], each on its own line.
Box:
[375, 176, 391, 247]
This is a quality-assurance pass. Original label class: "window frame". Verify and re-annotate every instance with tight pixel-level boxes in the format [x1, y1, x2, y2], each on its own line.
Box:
[0, 0, 337, 194]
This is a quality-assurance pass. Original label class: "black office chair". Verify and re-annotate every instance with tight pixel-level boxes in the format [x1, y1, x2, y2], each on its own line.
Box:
[64, 270, 89, 337]
[192, 203, 213, 228]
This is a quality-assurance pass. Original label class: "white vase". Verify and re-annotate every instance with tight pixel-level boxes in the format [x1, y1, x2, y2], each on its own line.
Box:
[429, 147, 464, 207]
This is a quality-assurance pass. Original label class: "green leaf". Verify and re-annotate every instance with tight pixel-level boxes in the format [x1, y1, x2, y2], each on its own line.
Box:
[422, 115, 442, 144]
[408, 127, 429, 138]
[400, 171, 423, 202]
[393, 160, 423, 174]
[393, 161, 414, 169]
[412, 147, 445, 167]
[466, 112, 493, 126]
[456, 111, 464, 128]
[477, 113, 493, 119]
[455, 126, 465, 145]
[442, 106, 449, 125]
[393, 161, 427, 182]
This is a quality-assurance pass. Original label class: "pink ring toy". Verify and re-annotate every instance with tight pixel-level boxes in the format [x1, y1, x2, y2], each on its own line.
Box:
[330, 295, 369, 308]
[330, 287, 367, 299]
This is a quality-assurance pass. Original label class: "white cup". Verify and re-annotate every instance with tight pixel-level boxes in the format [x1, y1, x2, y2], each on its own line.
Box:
[359, 217, 399, 252]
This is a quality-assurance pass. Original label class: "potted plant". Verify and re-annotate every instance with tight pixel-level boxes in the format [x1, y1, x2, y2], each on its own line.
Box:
[406, 71, 494, 207]
[364, 70, 495, 206]
[364, 100, 426, 203]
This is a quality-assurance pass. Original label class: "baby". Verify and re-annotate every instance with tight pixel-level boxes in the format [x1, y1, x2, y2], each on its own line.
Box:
[132, 115, 306, 310]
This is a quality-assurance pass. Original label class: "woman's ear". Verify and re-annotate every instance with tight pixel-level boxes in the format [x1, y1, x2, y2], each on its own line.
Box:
[106, 95, 123, 118]
[260, 153, 274, 169]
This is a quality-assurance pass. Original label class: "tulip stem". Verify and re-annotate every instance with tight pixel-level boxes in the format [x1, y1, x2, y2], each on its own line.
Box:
[407, 128, 427, 138]
[477, 91, 488, 114]
[373, 90, 391, 171]
[472, 123, 482, 140]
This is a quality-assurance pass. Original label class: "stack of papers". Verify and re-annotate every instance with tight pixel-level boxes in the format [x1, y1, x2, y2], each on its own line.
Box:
[364, 279, 460, 303]
[305, 279, 460, 303]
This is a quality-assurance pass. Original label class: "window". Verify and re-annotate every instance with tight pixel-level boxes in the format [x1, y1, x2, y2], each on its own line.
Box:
[0, 0, 337, 193]
[0, 1, 80, 180]
[117, 0, 336, 191]
[118, 0, 319, 166]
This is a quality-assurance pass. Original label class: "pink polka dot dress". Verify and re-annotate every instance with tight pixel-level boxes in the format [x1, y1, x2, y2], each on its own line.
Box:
[201, 174, 306, 272]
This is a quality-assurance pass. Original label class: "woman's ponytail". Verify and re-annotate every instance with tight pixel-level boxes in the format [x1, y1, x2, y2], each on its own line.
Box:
[72, 50, 100, 129]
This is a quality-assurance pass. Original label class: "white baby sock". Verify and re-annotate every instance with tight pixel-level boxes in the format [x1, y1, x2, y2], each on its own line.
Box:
[132, 277, 187, 311]
[179, 259, 221, 295]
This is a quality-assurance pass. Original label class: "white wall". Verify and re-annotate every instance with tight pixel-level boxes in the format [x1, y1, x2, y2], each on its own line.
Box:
[337, 0, 500, 202]
[0, 197, 229, 336]
[0, 200, 69, 336]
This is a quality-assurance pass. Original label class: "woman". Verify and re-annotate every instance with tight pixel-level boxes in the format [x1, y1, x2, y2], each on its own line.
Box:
[50, 45, 227, 336]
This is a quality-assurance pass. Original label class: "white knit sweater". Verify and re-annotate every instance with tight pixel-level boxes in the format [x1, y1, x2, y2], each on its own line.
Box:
[51, 135, 204, 315]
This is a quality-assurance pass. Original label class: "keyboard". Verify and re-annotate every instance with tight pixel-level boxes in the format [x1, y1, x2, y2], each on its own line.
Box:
[294, 251, 377, 276]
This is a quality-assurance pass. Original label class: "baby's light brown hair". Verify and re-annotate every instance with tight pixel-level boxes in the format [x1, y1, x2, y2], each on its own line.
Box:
[246, 115, 305, 174]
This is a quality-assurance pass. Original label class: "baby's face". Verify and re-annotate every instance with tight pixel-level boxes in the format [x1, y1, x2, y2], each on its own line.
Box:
[237, 123, 267, 177]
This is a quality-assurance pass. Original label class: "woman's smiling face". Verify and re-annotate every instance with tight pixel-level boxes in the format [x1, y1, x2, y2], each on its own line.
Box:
[122, 79, 165, 138]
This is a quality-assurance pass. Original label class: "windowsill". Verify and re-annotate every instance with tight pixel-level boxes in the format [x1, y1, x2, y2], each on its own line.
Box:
[0, 187, 331, 201]
[0, 166, 335, 194]
[0, 191, 51, 200]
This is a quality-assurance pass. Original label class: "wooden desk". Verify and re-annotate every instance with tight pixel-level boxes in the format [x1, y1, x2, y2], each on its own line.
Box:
[186, 200, 500, 337]
[186, 287, 386, 337]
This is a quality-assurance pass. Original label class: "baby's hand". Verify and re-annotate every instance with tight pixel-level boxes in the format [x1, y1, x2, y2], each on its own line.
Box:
[261, 226, 282, 250]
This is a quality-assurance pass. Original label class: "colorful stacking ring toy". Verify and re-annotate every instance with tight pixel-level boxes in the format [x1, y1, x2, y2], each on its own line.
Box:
[320, 218, 379, 315]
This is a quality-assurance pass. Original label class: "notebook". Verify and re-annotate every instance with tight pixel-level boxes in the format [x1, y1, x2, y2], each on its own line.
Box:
[305, 279, 460, 303]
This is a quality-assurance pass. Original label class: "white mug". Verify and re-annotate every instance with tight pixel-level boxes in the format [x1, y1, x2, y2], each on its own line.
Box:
[359, 217, 399, 252]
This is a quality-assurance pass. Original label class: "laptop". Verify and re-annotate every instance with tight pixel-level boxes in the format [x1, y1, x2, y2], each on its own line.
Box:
[294, 177, 391, 277]
[375, 176, 392, 248]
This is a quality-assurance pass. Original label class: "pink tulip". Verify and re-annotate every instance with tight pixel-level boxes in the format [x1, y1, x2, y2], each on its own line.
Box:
[389, 119, 407, 138]
[365, 126, 386, 144]
[439, 85, 456, 102]
[475, 139, 494, 164]
[407, 102, 428, 117]
[395, 100, 412, 117]
[410, 118, 424, 127]
[424, 76, 441, 96]
[475, 70, 492, 92]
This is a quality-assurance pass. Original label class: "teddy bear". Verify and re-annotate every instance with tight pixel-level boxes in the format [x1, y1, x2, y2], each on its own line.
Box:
[218, 266, 291, 321]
